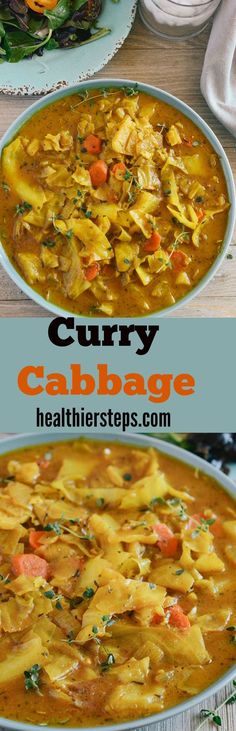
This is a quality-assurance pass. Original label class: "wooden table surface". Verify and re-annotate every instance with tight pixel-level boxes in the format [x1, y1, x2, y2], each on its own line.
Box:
[0, 12, 235, 317]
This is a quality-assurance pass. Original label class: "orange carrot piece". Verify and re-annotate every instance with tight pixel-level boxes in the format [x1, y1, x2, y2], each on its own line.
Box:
[186, 513, 204, 530]
[187, 513, 223, 537]
[168, 604, 190, 630]
[11, 553, 49, 579]
[154, 523, 178, 557]
[183, 136, 194, 147]
[111, 162, 127, 179]
[144, 231, 162, 253]
[89, 160, 108, 187]
[171, 250, 189, 272]
[197, 208, 205, 221]
[85, 262, 100, 281]
[210, 517, 223, 537]
[151, 612, 163, 625]
[37, 459, 50, 470]
[83, 135, 102, 154]
[29, 530, 48, 550]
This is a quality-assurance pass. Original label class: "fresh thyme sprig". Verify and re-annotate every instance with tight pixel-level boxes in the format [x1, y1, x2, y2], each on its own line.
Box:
[196, 680, 236, 730]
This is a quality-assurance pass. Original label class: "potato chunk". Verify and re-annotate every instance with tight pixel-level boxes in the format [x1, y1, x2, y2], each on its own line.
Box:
[0, 633, 44, 684]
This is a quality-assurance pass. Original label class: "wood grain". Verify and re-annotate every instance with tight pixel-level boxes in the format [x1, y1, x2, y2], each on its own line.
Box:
[0, 14, 235, 317]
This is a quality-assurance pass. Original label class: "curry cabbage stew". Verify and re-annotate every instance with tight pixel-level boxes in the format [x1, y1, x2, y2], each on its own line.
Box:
[0, 440, 235, 726]
[0, 88, 230, 316]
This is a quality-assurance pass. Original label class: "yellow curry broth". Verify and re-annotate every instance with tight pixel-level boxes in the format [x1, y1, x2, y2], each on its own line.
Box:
[0, 89, 229, 316]
[0, 439, 235, 726]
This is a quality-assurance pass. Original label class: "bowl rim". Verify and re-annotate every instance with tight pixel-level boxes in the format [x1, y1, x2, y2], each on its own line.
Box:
[0, 77, 235, 319]
[0, 431, 235, 731]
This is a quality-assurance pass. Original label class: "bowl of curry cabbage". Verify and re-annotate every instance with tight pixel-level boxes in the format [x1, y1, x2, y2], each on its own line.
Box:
[0, 431, 235, 731]
[0, 78, 235, 318]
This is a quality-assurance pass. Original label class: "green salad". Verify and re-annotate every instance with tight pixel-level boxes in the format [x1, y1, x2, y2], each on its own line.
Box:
[0, 0, 119, 62]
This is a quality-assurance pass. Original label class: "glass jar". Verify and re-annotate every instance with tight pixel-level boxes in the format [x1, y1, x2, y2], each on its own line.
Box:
[139, 0, 222, 40]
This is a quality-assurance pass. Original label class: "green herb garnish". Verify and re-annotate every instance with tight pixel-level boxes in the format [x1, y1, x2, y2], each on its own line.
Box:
[124, 170, 132, 180]
[42, 239, 55, 248]
[83, 587, 95, 599]
[200, 710, 221, 726]
[122, 85, 139, 97]
[67, 631, 75, 644]
[44, 590, 56, 599]
[55, 599, 63, 610]
[196, 680, 236, 730]
[128, 191, 136, 203]
[69, 596, 83, 610]
[150, 496, 166, 507]
[0, 475, 15, 484]
[191, 517, 216, 538]
[0, 574, 11, 584]
[44, 589, 63, 609]
[100, 653, 115, 671]
[44, 521, 62, 535]
[15, 201, 32, 216]
[24, 664, 42, 692]
[96, 497, 105, 508]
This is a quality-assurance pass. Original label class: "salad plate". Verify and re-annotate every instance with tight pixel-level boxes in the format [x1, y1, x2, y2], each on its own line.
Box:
[0, 0, 137, 95]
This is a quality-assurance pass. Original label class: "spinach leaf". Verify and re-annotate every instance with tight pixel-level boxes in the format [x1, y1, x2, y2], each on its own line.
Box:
[3, 27, 52, 62]
[46, 36, 59, 49]
[0, 8, 17, 23]
[72, 0, 87, 10]
[44, 0, 71, 30]
[0, 10, 47, 38]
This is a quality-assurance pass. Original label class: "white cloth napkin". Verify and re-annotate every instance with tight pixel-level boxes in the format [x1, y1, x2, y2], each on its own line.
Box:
[201, 0, 236, 138]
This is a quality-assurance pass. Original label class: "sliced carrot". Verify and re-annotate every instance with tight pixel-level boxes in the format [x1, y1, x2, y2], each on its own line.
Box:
[183, 136, 193, 147]
[154, 523, 178, 558]
[171, 250, 189, 272]
[210, 517, 223, 537]
[168, 604, 190, 630]
[89, 160, 108, 187]
[144, 231, 162, 253]
[151, 612, 163, 625]
[111, 162, 127, 179]
[25, 0, 57, 11]
[83, 135, 102, 155]
[37, 459, 50, 470]
[85, 262, 100, 281]
[11, 553, 49, 579]
[197, 208, 205, 221]
[186, 513, 204, 530]
[186, 513, 222, 536]
[29, 530, 48, 550]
